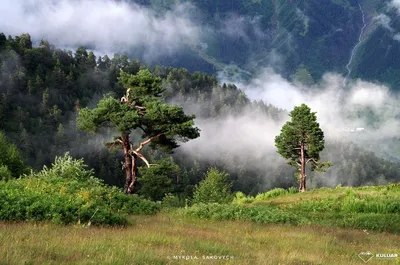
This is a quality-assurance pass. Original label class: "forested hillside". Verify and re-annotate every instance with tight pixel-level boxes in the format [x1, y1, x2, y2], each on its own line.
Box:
[0, 33, 399, 198]
[2, 0, 400, 87]
[124, 0, 388, 82]
[353, 5, 400, 90]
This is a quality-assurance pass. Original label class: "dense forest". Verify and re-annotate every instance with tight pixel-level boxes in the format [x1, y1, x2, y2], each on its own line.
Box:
[0, 33, 399, 200]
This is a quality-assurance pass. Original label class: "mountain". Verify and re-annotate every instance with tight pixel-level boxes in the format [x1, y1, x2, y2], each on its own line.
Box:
[125, 0, 400, 88]
[353, 5, 400, 90]
[2, 0, 397, 86]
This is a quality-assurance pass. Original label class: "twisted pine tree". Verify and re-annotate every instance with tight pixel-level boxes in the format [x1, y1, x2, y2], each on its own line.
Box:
[275, 104, 331, 192]
[77, 69, 200, 194]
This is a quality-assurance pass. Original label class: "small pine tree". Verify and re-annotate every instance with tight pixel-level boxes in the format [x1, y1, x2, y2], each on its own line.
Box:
[192, 168, 233, 204]
[137, 158, 179, 201]
[0, 165, 13, 181]
[0, 131, 30, 178]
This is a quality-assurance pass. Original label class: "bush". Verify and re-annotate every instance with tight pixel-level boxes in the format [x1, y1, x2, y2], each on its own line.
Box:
[0, 154, 159, 225]
[162, 193, 186, 208]
[233, 187, 298, 204]
[255, 188, 288, 201]
[233, 191, 255, 204]
[182, 203, 303, 225]
[192, 168, 233, 204]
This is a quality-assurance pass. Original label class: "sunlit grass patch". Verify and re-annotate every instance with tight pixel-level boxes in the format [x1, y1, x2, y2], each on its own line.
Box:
[186, 184, 400, 233]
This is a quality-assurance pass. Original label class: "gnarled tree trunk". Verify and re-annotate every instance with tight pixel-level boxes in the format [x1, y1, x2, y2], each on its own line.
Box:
[122, 135, 137, 194]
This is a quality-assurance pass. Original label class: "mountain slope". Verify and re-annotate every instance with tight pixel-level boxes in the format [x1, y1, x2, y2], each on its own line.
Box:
[129, 0, 389, 83]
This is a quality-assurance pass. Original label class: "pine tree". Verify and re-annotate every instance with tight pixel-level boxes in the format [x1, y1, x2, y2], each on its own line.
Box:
[77, 69, 199, 194]
[275, 104, 332, 192]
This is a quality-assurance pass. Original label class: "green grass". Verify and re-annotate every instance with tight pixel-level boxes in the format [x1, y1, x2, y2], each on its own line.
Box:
[240, 184, 400, 233]
[187, 184, 400, 233]
[1, 184, 399, 264]
[180, 203, 304, 225]
[0, 214, 399, 265]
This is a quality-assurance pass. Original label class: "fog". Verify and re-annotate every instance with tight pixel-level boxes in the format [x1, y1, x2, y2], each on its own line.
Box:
[176, 68, 400, 188]
[0, 0, 201, 60]
[1, 0, 399, 189]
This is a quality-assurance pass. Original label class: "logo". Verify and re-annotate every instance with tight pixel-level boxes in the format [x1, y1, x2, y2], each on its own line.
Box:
[358, 252, 374, 263]
[376, 253, 398, 259]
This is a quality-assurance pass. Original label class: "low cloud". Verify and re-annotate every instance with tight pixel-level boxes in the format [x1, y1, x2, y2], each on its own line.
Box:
[372, 14, 394, 32]
[219, 14, 265, 41]
[236, 69, 400, 140]
[0, 0, 201, 60]
[389, 0, 400, 14]
[177, 68, 400, 189]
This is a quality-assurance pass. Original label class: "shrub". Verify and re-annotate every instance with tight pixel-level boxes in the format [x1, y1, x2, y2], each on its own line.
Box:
[192, 168, 233, 204]
[233, 187, 298, 204]
[0, 154, 159, 225]
[161, 193, 186, 208]
[255, 188, 288, 201]
[233, 191, 254, 204]
[35, 153, 93, 180]
[182, 203, 303, 225]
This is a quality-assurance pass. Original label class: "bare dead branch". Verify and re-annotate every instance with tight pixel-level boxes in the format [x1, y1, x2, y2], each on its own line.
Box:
[127, 179, 135, 194]
[133, 105, 146, 110]
[135, 133, 164, 153]
[121, 88, 132, 103]
[105, 138, 123, 149]
[129, 150, 159, 168]
[306, 158, 318, 164]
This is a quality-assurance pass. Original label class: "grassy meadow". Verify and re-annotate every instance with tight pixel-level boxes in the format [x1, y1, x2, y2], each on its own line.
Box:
[1, 184, 399, 265]
[1, 214, 399, 265]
